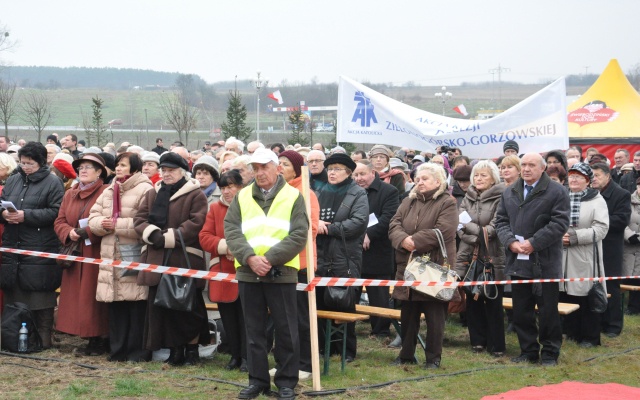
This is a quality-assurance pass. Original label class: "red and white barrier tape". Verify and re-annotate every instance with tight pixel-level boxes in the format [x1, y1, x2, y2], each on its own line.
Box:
[2, 247, 638, 292]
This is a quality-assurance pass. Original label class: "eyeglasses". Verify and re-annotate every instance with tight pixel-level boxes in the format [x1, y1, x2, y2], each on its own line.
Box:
[19, 161, 38, 168]
[77, 165, 95, 171]
[307, 159, 324, 164]
[327, 168, 347, 173]
[567, 175, 586, 180]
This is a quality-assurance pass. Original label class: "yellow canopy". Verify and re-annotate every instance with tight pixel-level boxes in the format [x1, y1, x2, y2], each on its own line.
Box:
[568, 59, 640, 140]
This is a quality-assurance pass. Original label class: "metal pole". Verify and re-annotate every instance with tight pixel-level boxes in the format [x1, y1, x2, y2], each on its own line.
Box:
[257, 94, 260, 142]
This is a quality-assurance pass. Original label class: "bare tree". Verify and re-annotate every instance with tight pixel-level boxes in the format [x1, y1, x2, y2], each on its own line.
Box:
[22, 90, 55, 142]
[159, 91, 199, 145]
[0, 79, 18, 135]
[628, 63, 640, 91]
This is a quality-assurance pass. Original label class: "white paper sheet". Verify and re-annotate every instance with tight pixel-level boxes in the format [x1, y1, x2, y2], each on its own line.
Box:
[78, 218, 91, 246]
[515, 235, 529, 260]
[367, 213, 378, 228]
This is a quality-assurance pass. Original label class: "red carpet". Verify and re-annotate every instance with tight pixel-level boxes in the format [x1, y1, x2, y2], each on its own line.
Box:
[482, 381, 640, 400]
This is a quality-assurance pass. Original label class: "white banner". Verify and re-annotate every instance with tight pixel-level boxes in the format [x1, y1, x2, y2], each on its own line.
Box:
[337, 76, 569, 159]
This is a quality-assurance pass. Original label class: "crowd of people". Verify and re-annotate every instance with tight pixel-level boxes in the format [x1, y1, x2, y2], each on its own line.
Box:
[0, 132, 639, 399]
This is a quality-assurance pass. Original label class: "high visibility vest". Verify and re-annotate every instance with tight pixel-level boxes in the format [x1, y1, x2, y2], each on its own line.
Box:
[234, 183, 300, 270]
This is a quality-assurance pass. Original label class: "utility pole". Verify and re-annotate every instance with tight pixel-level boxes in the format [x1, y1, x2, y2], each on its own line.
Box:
[489, 64, 510, 110]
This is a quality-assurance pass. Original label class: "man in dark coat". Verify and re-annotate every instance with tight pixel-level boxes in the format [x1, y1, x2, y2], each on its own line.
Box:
[353, 160, 400, 336]
[151, 138, 168, 156]
[619, 150, 640, 194]
[591, 163, 631, 337]
[496, 153, 570, 366]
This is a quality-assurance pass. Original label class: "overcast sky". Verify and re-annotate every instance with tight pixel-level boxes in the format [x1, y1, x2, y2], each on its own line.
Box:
[3, 1, 639, 87]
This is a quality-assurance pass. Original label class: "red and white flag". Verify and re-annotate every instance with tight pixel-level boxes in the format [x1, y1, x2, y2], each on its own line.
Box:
[453, 104, 468, 116]
[268, 90, 284, 105]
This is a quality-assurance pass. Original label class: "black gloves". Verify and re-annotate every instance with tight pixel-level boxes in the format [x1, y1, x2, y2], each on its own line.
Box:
[74, 228, 89, 240]
[149, 230, 165, 249]
[630, 234, 640, 245]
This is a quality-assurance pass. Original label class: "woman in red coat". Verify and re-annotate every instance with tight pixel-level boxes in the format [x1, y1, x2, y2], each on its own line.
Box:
[199, 170, 247, 371]
[53, 154, 109, 355]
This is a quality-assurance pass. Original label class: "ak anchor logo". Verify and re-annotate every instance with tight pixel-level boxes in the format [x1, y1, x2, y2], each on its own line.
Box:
[352, 91, 378, 127]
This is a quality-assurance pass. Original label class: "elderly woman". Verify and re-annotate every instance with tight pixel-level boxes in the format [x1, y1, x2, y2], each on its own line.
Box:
[560, 163, 609, 347]
[389, 162, 457, 368]
[199, 170, 247, 371]
[624, 177, 640, 315]
[192, 155, 221, 205]
[315, 153, 368, 362]
[0, 142, 65, 349]
[141, 152, 162, 185]
[88, 152, 153, 362]
[455, 160, 506, 356]
[369, 144, 405, 198]
[0, 152, 17, 185]
[134, 153, 209, 366]
[54, 154, 109, 355]
[45, 144, 61, 166]
[499, 155, 521, 187]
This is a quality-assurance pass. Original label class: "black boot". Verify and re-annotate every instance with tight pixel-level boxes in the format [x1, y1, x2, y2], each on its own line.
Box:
[184, 344, 200, 366]
[225, 356, 242, 370]
[34, 308, 55, 349]
[84, 337, 106, 356]
[166, 346, 186, 366]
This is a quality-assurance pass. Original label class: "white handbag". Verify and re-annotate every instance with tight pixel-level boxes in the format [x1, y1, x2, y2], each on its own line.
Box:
[403, 229, 459, 301]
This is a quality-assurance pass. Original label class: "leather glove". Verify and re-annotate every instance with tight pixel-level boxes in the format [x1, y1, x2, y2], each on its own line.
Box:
[74, 228, 89, 240]
[149, 230, 165, 249]
[630, 234, 640, 245]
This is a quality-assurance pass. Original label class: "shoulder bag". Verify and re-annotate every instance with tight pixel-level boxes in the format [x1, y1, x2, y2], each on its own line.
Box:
[462, 227, 497, 300]
[323, 226, 357, 311]
[153, 230, 198, 312]
[588, 231, 608, 313]
[403, 228, 459, 301]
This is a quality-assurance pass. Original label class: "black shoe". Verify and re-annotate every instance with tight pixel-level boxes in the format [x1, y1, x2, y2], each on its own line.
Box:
[239, 358, 248, 372]
[540, 358, 558, 367]
[424, 360, 440, 369]
[83, 337, 106, 356]
[238, 385, 271, 399]
[472, 345, 485, 353]
[390, 356, 418, 365]
[277, 387, 296, 400]
[511, 354, 539, 364]
[604, 332, 619, 338]
[345, 355, 355, 363]
[225, 356, 242, 370]
[167, 346, 186, 366]
[184, 345, 200, 366]
[579, 341, 595, 348]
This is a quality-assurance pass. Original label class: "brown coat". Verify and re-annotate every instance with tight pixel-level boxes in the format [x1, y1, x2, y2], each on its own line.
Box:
[89, 172, 153, 302]
[53, 180, 109, 337]
[389, 187, 458, 302]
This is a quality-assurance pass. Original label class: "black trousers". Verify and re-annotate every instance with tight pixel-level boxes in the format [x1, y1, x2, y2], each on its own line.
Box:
[361, 273, 393, 335]
[316, 286, 357, 359]
[627, 278, 640, 313]
[398, 300, 448, 364]
[108, 300, 150, 362]
[296, 270, 312, 372]
[239, 282, 299, 390]
[218, 299, 246, 360]
[511, 279, 561, 361]
[559, 292, 601, 345]
[602, 279, 623, 335]
[466, 286, 505, 352]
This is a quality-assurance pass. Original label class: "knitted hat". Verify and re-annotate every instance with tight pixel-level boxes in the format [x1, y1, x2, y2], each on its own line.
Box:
[72, 153, 107, 180]
[568, 162, 593, 182]
[503, 140, 519, 154]
[193, 155, 219, 172]
[453, 165, 472, 181]
[141, 151, 161, 165]
[369, 144, 392, 159]
[279, 150, 305, 178]
[324, 153, 357, 172]
[52, 153, 77, 180]
[389, 157, 404, 169]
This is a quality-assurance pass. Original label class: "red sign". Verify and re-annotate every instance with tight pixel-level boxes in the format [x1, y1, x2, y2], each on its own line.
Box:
[568, 100, 619, 127]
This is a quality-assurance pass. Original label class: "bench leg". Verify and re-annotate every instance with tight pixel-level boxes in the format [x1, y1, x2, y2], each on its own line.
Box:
[323, 319, 331, 375]
[341, 323, 347, 373]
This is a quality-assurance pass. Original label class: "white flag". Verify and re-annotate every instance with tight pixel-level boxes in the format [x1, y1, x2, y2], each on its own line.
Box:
[268, 90, 284, 105]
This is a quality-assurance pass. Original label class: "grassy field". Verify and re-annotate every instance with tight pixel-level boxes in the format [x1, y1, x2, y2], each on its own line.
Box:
[1, 306, 639, 400]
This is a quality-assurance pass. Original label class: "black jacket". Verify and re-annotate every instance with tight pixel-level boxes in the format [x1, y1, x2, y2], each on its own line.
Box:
[619, 169, 640, 194]
[599, 180, 631, 276]
[361, 174, 399, 276]
[151, 145, 168, 156]
[0, 166, 65, 291]
[316, 181, 369, 278]
[495, 172, 570, 279]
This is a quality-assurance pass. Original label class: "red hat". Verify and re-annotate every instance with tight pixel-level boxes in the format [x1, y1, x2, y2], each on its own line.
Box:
[52, 153, 77, 180]
[278, 150, 305, 178]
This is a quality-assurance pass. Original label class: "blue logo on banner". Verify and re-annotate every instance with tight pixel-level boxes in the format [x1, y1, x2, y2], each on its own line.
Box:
[352, 91, 377, 127]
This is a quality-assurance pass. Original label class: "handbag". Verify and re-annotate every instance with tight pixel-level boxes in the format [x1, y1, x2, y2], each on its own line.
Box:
[403, 228, 459, 301]
[56, 200, 91, 268]
[462, 228, 497, 300]
[153, 230, 198, 312]
[323, 226, 357, 311]
[588, 232, 608, 313]
[115, 237, 143, 278]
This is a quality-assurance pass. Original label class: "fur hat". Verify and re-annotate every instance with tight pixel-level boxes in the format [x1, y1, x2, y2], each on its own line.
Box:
[279, 150, 305, 178]
[324, 153, 356, 172]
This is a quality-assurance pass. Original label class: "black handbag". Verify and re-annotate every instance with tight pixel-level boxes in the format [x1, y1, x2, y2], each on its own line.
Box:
[588, 232, 608, 313]
[323, 226, 357, 311]
[153, 230, 198, 312]
[462, 227, 497, 300]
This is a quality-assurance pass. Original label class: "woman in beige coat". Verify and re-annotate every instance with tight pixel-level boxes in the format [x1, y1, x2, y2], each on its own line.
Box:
[89, 152, 153, 362]
[388, 163, 457, 369]
[623, 177, 640, 315]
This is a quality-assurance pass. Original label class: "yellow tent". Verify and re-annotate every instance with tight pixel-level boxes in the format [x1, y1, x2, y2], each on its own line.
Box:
[568, 59, 640, 143]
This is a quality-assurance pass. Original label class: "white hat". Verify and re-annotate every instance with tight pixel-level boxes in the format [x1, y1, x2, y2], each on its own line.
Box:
[193, 155, 219, 172]
[141, 151, 160, 165]
[389, 157, 404, 169]
[7, 144, 21, 154]
[250, 148, 279, 165]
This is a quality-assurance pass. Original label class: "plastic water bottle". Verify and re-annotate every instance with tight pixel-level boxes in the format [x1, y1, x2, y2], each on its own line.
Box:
[18, 322, 28, 353]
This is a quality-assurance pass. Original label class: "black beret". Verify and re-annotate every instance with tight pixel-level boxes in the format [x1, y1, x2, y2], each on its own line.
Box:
[324, 153, 357, 172]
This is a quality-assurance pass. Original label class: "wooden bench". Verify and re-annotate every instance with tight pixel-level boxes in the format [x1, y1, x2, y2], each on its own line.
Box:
[620, 284, 640, 292]
[354, 304, 426, 350]
[316, 310, 369, 374]
[502, 297, 580, 315]
[205, 303, 219, 311]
